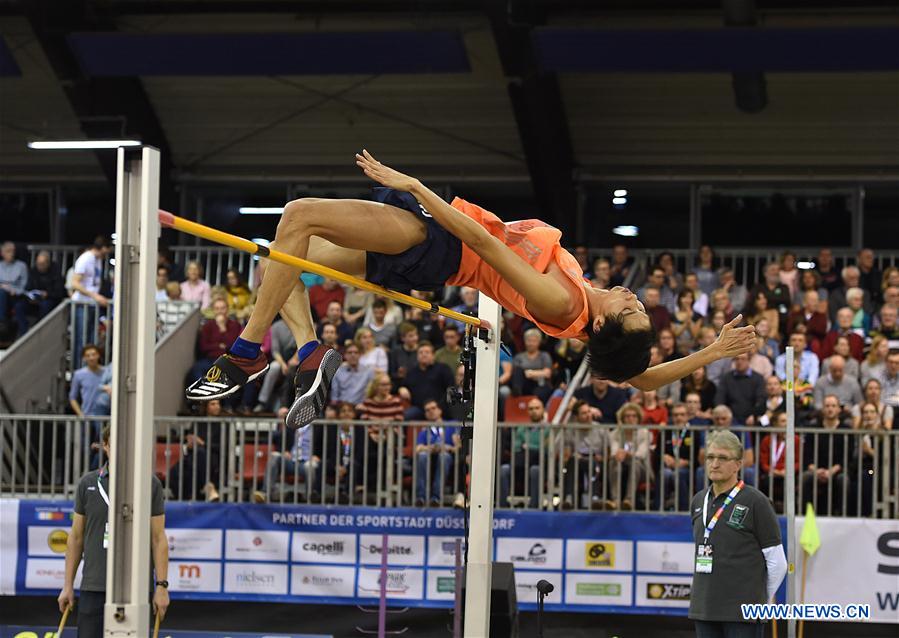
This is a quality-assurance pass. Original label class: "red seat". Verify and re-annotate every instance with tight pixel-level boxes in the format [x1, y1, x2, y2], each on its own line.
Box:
[240, 443, 273, 484]
[155, 443, 181, 481]
[546, 395, 564, 422]
[504, 395, 538, 423]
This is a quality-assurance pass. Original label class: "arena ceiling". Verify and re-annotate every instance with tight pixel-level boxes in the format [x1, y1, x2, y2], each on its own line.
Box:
[1, 0, 898, 227]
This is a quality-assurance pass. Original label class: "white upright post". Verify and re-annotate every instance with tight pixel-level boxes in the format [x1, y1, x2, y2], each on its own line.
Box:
[463, 294, 502, 638]
[785, 346, 797, 638]
[105, 146, 160, 637]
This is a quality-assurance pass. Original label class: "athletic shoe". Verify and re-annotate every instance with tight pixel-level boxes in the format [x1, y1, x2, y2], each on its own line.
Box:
[285, 345, 342, 429]
[186, 352, 268, 401]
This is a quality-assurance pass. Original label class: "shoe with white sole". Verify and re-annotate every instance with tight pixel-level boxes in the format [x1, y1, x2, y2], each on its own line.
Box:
[186, 352, 268, 401]
[286, 345, 342, 429]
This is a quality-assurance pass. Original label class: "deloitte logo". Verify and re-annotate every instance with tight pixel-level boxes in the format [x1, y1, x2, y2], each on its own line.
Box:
[511, 543, 547, 564]
[303, 541, 345, 556]
[367, 544, 412, 556]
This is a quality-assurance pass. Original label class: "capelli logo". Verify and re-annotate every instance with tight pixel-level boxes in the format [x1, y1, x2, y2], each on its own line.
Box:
[302, 541, 345, 556]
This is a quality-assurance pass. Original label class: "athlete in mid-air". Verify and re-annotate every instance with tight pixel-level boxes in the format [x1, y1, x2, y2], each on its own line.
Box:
[187, 150, 755, 427]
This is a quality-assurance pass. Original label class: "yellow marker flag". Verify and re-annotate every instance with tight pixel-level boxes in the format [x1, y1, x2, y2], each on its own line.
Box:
[800, 503, 821, 556]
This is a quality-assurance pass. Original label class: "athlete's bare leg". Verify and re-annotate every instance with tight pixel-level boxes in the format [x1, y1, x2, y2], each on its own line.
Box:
[240, 198, 426, 344]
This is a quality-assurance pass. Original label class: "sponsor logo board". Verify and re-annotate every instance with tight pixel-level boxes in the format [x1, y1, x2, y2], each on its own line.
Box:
[564, 573, 632, 606]
[357, 567, 424, 600]
[496, 538, 563, 571]
[427, 536, 465, 567]
[169, 561, 222, 593]
[223, 563, 288, 595]
[24, 559, 82, 590]
[291, 565, 355, 598]
[512, 571, 562, 605]
[27, 527, 69, 557]
[565, 540, 632, 572]
[358, 535, 424, 566]
[636, 541, 694, 574]
[426, 569, 459, 600]
[291, 532, 356, 565]
[225, 530, 289, 562]
[166, 529, 223, 560]
[635, 575, 692, 608]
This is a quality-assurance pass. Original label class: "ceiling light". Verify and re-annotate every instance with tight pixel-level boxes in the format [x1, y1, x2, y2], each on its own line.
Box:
[612, 225, 639, 237]
[797, 261, 816, 270]
[239, 207, 283, 215]
[613, 189, 628, 197]
[27, 140, 141, 150]
[612, 197, 627, 205]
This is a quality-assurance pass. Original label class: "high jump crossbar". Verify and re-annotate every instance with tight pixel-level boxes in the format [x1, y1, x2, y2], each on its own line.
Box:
[158, 210, 492, 331]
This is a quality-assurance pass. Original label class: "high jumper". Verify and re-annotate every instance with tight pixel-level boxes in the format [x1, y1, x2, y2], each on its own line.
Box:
[185, 150, 755, 428]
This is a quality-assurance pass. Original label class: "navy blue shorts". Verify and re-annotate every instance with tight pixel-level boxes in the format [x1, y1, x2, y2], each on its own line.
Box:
[365, 187, 462, 292]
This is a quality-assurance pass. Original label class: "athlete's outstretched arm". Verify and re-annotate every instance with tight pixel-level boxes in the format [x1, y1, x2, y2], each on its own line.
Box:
[356, 150, 569, 316]
[628, 315, 756, 391]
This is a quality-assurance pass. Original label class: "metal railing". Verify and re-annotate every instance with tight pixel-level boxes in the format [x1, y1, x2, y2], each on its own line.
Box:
[2, 415, 896, 519]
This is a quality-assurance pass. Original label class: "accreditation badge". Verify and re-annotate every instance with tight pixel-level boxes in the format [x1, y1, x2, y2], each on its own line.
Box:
[695, 543, 713, 573]
[103, 522, 109, 549]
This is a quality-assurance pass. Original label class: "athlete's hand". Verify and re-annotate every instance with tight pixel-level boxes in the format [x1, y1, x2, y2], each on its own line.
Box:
[713, 314, 756, 358]
[355, 150, 420, 192]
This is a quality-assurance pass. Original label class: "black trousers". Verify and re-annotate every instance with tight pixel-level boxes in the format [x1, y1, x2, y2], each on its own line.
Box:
[77, 590, 105, 638]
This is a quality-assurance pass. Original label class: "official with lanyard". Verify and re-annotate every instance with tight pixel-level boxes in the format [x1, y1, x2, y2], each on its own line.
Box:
[58, 425, 169, 638]
[689, 430, 787, 638]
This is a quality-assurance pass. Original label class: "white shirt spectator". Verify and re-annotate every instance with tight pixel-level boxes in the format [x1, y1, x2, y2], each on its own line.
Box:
[71, 250, 103, 302]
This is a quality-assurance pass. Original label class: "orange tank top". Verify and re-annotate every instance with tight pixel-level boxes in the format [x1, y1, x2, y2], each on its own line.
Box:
[445, 197, 590, 339]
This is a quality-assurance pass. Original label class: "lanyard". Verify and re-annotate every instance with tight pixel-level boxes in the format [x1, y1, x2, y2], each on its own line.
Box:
[771, 437, 786, 467]
[702, 480, 744, 542]
[97, 469, 109, 508]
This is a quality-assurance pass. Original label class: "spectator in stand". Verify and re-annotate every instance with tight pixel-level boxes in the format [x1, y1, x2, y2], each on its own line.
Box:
[154, 266, 170, 302]
[447, 286, 479, 331]
[856, 248, 882, 304]
[511, 328, 553, 404]
[355, 326, 388, 373]
[699, 326, 732, 386]
[0, 241, 30, 338]
[710, 289, 735, 324]
[255, 317, 297, 413]
[591, 257, 611, 289]
[364, 295, 403, 328]
[434, 324, 463, 371]
[649, 345, 681, 408]
[69, 344, 110, 419]
[223, 268, 252, 320]
[786, 290, 828, 355]
[358, 372, 405, 422]
[745, 292, 780, 344]
[609, 243, 633, 287]
[684, 272, 709, 318]
[608, 403, 653, 511]
[813, 354, 862, 410]
[180, 261, 211, 309]
[157, 245, 183, 282]
[681, 366, 717, 412]
[573, 245, 590, 275]
[404, 302, 442, 346]
[552, 337, 588, 387]
[331, 342, 375, 407]
[312, 402, 353, 503]
[759, 375, 785, 427]
[318, 322, 341, 353]
[400, 341, 454, 420]
[660, 402, 699, 511]
[815, 248, 841, 293]
[775, 332, 820, 387]
[685, 391, 712, 425]
[657, 328, 682, 362]
[793, 269, 828, 308]
[189, 297, 242, 383]
[880, 350, 899, 409]
[640, 389, 669, 426]
[343, 287, 372, 328]
[829, 266, 872, 322]
[366, 298, 397, 347]
[802, 395, 851, 516]
[821, 337, 860, 380]
[638, 266, 677, 313]
[256, 417, 320, 504]
[851, 378, 894, 430]
[749, 262, 791, 331]
[70, 236, 112, 364]
[414, 400, 460, 506]
[671, 289, 702, 353]
[870, 305, 899, 347]
[567, 400, 608, 510]
[759, 411, 800, 511]
[748, 338, 774, 379]
[857, 402, 893, 517]
[861, 336, 890, 384]
[715, 353, 766, 426]
[718, 267, 748, 314]
[778, 251, 800, 300]
[753, 317, 780, 362]
[844, 287, 872, 335]
[694, 245, 718, 297]
[499, 397, 549, 508]
[318, 300, 354, 345]
[389, 322, 421, 385]
[574, 376, 627, 424]
[820, 307, 865, 361]
[308, 278, 345, 322]
[22, 249, 66, 325]
[657, 251, 684, 295]
[642, 286, 671, 331]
